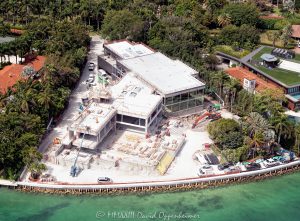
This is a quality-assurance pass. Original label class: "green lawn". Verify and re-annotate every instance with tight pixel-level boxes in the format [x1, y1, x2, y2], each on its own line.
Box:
[215, 45, 250, 59]
[252, 47, 273, 60]
[295, 53, 300, 62]
[250, 46, 300, 86]
[252, 64, 300, 86]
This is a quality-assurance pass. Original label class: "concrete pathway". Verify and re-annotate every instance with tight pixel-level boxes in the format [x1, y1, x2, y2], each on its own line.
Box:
[240, 45, 266, 63]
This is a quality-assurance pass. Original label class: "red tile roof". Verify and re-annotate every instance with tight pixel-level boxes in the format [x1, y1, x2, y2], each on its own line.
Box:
[24, 56, 46, 72]
[10, 28, 25, 35]
[0, 56, 46, 94]
[225, 67, 281, 93]
[292, 25, 300, 38]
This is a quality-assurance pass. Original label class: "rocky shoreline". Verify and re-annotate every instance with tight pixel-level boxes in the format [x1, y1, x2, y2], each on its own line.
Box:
[5, 162, 299, 196]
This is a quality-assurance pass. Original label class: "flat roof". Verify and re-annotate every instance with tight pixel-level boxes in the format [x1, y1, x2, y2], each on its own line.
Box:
[120, 52, 204, 95]
[70, 103, 116, 134]
[111, 74, 162, 118]
[104, 40, 154, 59]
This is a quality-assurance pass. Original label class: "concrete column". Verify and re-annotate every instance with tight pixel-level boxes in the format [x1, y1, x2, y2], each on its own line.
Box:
[145, 118, 149, 134]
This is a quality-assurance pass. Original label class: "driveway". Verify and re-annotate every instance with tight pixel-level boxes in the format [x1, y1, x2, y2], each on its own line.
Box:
[38, 35, 104, 153]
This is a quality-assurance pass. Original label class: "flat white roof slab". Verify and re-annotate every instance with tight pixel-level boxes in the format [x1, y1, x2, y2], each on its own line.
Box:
[70, 103, 117, 134]
[111, 74, 162, 118]
[105, 40, 154, 60]
[120, 52, 204, 95]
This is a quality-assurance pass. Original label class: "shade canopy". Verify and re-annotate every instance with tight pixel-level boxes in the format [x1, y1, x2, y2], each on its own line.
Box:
[261, 53, 278, 62]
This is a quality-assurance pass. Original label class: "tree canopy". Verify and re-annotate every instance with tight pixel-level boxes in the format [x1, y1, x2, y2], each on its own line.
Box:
[222, 3, 260, 27]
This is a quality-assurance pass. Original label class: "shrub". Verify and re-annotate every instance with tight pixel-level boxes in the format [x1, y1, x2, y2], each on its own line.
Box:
[208, 118, 244, 150]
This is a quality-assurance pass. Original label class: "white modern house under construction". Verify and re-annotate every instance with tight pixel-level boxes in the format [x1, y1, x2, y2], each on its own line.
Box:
[64, 40, 206, 153]
[100, 40, 206, 115]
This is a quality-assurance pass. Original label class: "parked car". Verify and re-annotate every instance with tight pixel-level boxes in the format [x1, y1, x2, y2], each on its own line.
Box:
[218, 162, 234, 170]
[197, 169, 205, 176]
[87, 75, 95, 83]
[201, 164, 212, 170]
[264, 159, 281, 168]
[89, 82, 97, 87]
[245, 163, 261, 171]
[97, 177, 112, 183]
[88, 62, 95, 71]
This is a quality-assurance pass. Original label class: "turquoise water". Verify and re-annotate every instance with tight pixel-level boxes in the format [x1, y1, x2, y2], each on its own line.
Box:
[290, 93, 300, 100]
[2, 173, 300, 221]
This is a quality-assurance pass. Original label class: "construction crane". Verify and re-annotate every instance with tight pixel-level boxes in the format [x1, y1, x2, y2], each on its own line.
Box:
[70, 132, 86, 177]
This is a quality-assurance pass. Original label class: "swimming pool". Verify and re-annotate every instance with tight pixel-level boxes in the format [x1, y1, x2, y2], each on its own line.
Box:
[291, 93, 300, 100]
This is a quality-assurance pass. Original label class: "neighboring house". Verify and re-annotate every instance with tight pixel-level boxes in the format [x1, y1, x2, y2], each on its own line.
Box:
[292, 25, 300, 40]
[225, 66, 300, 111]
[226, 67, 281, 93]
[0, 55, 46, 94]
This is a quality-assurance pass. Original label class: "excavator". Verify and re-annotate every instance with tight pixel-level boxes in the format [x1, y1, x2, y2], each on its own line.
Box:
[192, 106, 221, 129]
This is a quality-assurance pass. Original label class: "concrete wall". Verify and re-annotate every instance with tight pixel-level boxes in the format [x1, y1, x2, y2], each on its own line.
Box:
[97, 56, 122, 78]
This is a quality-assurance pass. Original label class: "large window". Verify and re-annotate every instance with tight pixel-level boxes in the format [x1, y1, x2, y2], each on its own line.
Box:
[288, 87, 299, 94]
[164, 89, 204, 112]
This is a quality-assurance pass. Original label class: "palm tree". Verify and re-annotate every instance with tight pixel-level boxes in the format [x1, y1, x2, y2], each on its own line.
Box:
[217, 13, 231, 27]
[211, 71, 230, 98]
[250, 131, 265, 158]
[267, 30, 281, 47]
[29, 162, 46, 180]
[243, 112, 271, 137]
[281, 24, 293, 48]
[274, 114, 293, 144]
[37, 86, 54, 118]
[224, 78, 240, 111]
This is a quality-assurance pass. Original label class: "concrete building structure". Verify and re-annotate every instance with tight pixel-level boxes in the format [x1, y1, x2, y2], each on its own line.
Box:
[101, 40, 205, 115]
[68, 103, 117, 150]
[62, 40, 205, 157]
[111, 74, 163, 133]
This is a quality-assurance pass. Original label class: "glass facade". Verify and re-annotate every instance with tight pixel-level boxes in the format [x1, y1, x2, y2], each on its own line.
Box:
[288, 87, 300, 94]
[164, 89, 204, 112]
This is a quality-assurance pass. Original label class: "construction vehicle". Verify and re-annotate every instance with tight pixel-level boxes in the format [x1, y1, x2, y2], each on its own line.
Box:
[192, 109, 221, 129]
[70, 132, 86, 177]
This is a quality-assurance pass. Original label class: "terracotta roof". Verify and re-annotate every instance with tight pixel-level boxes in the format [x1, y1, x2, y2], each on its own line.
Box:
[292, 25, 300, 38]
[225, 67, 281, 93]
[0, 56, 46, 94]
[10, 28, 25, 35]
[24, 56, 46, 72]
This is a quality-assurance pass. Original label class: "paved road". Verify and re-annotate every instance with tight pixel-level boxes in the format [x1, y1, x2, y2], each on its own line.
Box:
[38, 36, 104, 153]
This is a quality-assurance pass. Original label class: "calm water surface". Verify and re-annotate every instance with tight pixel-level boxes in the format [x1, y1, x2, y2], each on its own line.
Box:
[1, 173, 300, 221]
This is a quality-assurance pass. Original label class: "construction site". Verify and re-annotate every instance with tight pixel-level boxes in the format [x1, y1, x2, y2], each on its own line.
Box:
[34, 37, 228, 183]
